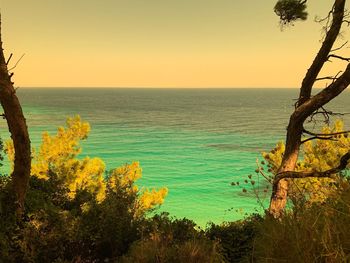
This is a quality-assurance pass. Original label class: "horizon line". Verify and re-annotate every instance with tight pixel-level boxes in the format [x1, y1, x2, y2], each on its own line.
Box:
[16, 86, 302, 89]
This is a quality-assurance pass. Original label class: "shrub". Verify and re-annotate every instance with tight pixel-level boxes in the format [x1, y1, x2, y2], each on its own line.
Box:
[206, 214, 262, 263]
[254, 178, 350, 262]
[122, 213, 223, 263]
[0, 117, 168, 262]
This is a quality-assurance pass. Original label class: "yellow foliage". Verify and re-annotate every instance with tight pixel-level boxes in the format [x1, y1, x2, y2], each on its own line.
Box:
[5, 115, 167, 213]
[138, 187, 168, 211]
[108, 162, 142, 191]
[262, 142, 285, 174]
[108, 161, 168, 213]
[263, 120, 350, 203]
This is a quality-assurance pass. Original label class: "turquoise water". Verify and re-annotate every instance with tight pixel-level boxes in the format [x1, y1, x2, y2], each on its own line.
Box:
[1, 88, 349, 226]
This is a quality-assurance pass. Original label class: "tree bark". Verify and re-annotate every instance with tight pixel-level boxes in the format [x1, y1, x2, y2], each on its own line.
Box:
[269, 0, 348, 218]
[0, 18, 31, 218]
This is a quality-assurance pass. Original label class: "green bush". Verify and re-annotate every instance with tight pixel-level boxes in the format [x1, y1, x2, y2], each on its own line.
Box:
[0, 118, 168, 262]
[206, 214, 262, 263]
[122, 213, 223, 263]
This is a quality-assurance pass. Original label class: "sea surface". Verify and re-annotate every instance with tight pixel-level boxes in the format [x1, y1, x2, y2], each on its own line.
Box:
[1, 88, 349, 226]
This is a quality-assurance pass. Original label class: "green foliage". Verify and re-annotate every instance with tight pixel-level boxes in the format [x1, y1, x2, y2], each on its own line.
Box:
[206, 214, 263, 263]
[2, 116, 349, 262]
[0, 166, 143, 262]
[0, 117, 167, 262]
[122, 213, 223, 263]
[274, 0, 308, 25]
[145, 212, 203, 242]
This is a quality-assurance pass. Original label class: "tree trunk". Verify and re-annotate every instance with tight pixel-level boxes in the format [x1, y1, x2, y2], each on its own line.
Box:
[0, 18, 31, 218]
[269, 116, 303, 217]
[268, 0, 347, 218]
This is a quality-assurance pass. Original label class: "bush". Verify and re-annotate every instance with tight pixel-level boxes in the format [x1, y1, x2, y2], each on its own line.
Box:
[206, 214, 262, 263]
[0, 117, 168, 262]
[122, 237, 223, 263]
[254, 178, 350, 262]
[122, 213, 223, 263]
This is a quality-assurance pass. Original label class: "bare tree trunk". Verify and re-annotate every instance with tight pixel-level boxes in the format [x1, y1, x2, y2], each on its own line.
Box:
[0, 18, 31, 218]
[269, 116, 303, 217]
[269, 0, 348, 218]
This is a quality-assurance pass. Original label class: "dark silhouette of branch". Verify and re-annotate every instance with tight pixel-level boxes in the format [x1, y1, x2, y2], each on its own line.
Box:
[306, 106, 346, 124]
[328, 54, 350, 62]
[6, 53, 12, 65]
[275, 151, 350, 182]
[331, 41, 348, 52]
[303, 128, 350, 137]
[298, 0, 345, 105]
[301, 136, 335, 144]
[8, 53, 25, 71]
[315, 76, 338, 81]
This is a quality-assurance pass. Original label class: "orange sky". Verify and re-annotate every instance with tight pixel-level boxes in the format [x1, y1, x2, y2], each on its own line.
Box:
[0, 0, 348, 88]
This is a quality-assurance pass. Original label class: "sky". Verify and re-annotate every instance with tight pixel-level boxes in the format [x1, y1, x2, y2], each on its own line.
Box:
[0, 0, 348, 88]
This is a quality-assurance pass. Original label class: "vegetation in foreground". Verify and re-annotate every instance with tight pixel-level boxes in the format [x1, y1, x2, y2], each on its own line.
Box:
[0, 116, 349, 262]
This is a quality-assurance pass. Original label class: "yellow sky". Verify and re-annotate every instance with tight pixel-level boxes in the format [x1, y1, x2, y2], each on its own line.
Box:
[0, 0, 347, 88]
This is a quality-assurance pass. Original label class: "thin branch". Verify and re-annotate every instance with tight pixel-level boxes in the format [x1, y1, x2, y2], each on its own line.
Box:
[303, 128, 350, 137]
[328, 54, 350, 62]
[331, 40, 348, 52]
[275, 151, 350, 182]
[256, 159, 273, 184]
[8, 53, 25, 71]
[315, 76, 338, 81]
[6, 53, 12, 65]
[301, 135, 335, 144]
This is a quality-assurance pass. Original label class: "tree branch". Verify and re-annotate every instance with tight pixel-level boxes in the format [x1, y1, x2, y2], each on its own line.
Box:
[328, 54, 350, 62]
[6, 53, 12, 65]
[301, 135, 335, 144]
[298, 0, 345, 105]
[275, 151, 350, 182]
[315, 76, 338, 81]
[256, 159, 273, 184]
[293, 63, 350, 123]
[331, 40, 348, 52]
[8, 53, 25, 71]
[303, 128, 350, 137]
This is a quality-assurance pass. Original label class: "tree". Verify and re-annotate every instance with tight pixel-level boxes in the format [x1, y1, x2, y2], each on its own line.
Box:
[269, 0, 350, 217]
[0, 17, 31, 218]
[6, 115, 168, 214]
[2, 116, 168, 262]
[264, 120, 350, 204]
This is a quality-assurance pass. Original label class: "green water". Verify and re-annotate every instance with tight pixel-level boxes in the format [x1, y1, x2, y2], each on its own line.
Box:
[1, 88, 349, 226]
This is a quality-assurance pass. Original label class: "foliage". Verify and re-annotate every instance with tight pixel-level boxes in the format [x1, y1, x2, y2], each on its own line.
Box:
[274, 0, 308, 26]
[122, 237, 223, 263]
[2, 116, 349, 262]
[6, 115, 167, 211]
[254, 178, 350, 262]
[263, 120, 350, 203]
[1, 116, 168, 262]
[206, 214, 263, 263]
[122, 213, 224, 263]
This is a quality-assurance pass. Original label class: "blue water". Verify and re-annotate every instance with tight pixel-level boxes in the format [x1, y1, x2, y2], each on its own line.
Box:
[1, 88, 349, 226]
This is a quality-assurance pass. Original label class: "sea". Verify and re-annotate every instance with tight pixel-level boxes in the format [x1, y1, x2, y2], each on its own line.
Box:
[1, 88, 349, 227]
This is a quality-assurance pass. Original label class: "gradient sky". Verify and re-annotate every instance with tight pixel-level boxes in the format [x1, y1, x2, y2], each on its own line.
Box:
[0, 0, 348, 88]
